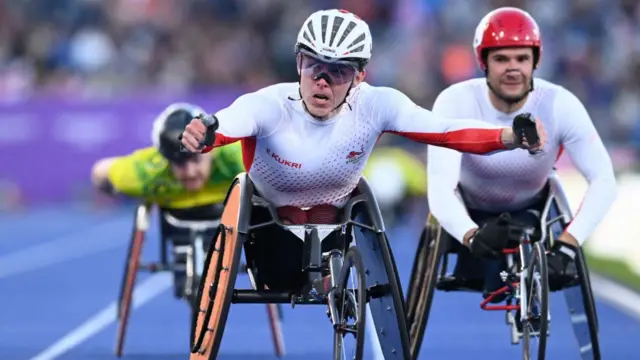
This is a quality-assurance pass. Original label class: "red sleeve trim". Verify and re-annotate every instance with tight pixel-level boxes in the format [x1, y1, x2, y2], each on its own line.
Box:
[201, 133, 243, 154]
[387, 128, 506, 154]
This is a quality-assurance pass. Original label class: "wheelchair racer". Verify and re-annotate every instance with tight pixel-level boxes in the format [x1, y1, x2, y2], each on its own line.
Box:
[91, 102, 245, 295]
[426, 7, 617, 298]
[91, 102, 245, 211]
[178, 9, 546, 294]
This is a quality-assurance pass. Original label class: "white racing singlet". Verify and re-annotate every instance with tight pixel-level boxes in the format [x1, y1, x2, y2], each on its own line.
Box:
[427, 78, 617, 245]
[202, 82, 509, 209]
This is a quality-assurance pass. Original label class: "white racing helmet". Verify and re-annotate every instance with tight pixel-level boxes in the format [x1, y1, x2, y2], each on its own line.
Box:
[295, 9, 373, 70]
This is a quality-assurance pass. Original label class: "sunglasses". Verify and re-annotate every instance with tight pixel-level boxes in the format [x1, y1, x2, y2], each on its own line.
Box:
[298, 51, 359, 85]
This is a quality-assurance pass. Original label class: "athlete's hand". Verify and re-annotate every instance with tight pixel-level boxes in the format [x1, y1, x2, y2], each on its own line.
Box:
[519, 117, 546, 152]
[502, 114, 547, 152]
[469, 213, 511, 259]
[180, 118, 208, 153]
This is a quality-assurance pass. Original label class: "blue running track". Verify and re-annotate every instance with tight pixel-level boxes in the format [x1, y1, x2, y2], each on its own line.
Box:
[1, 205, 638, 359]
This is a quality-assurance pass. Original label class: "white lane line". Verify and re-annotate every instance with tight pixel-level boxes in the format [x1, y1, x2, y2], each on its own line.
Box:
[29, 273, 172, 360]
[0, 216, 132, 279]
[590, 272, 640, 321]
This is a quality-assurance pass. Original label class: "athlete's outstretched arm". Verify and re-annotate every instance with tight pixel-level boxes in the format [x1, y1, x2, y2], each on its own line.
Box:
[426, 88, 479, 243]
[371, 86, 515, 154]
[555, 90, 617, 245]
[195, 88, 283, 153]
[92, 152, 147, 197]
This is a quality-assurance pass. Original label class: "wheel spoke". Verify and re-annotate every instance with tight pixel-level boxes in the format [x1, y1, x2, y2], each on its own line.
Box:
[333, 247, 367, 360]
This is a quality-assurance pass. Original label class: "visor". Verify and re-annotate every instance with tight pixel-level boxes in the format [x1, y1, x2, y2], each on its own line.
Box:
[298, 49, 360, 85]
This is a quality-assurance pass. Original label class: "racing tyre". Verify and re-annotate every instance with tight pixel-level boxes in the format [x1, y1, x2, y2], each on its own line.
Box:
[114, 205, 148, 357]
[333, 247, 367, 360]
[187, 274, 201, 348]
[521, 241, 549, 360]
[190, 181, 244, 360]
[574, 248, 601, 359]
[406, 215, 444, 360]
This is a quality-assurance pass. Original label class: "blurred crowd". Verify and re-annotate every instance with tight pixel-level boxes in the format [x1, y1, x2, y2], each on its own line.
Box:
[1, 0, 639, 150]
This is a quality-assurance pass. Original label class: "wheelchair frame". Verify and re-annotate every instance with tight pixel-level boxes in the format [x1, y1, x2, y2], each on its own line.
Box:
[114, 202, 285, 358]
[189, 173, 411, 360]
[406, 173, 601, 360]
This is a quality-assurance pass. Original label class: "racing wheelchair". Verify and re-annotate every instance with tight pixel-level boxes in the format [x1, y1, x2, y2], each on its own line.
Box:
[115, 202, 285, 357]
[405, 172, 600, 360]
[189, 173, 412, 360]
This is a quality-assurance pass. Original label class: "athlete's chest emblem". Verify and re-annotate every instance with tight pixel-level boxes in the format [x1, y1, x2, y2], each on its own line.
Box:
[266, 148, 303, 169]
[346, 146, 365, 164]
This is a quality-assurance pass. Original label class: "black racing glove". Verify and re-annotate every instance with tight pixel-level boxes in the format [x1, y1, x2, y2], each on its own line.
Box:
[469, 213, 511, 259]
[547, 241, 579, 290]
[178, 114, 219, 152]
[512, 112, 541, 155]
[198, 114, 219, 148]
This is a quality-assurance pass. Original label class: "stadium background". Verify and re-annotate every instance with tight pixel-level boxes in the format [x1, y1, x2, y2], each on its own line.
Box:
[1, 0, 639, 359]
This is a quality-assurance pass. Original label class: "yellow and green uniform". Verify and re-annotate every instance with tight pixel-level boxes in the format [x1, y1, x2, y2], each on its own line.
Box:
[107, 143, 245, 209]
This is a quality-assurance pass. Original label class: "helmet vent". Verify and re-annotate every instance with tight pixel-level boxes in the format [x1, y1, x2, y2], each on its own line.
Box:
[329, 17, 344, 47]
[347, 33, 366, 49]
[336, 21, 356, 47]
[321, 15, 329, 43]
[306, 20, 316, 41]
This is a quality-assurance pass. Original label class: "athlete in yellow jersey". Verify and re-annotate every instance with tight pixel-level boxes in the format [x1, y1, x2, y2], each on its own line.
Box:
[91, 102, 246, 301]
[363, 146, 428, 226]
[91, 103, 245, 213]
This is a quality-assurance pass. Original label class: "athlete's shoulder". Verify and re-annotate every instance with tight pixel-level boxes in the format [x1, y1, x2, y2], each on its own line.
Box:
[107, 146, 170, 197]
[127, 146, 170, 174]
[129, 146, 161, 160]
[530, 77, 585, 110]
[351, 81, 393, 98]
[252, 82, 299, 101]
[437, 78, 486, 99]
[531, 77, 578, 99]
[350, 81, 409, 107]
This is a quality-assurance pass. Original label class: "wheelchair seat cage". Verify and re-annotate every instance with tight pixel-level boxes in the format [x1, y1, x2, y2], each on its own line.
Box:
[190, 173, 411, 360]
[406, 172, 601, 360]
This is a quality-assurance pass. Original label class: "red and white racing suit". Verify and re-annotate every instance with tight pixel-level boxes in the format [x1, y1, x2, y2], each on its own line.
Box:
[202, 82, 510, 223]
[427, 78, 617, 245]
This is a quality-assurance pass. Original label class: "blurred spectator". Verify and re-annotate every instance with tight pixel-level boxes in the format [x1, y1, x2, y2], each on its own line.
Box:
[0, 0, 638, 151]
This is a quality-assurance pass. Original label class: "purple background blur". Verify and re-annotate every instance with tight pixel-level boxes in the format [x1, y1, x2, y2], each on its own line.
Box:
[0, 90, 244, 204]
[1, 91, 635, 206]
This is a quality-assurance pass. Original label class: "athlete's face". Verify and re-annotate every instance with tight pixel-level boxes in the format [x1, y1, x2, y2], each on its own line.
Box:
[486, 47, 535, 103]
[170, 154, 212, 191]
[297, 53, 366, 119]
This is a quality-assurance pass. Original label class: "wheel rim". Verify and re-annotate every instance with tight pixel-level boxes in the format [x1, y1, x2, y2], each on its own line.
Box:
[408, 222, 442, 360]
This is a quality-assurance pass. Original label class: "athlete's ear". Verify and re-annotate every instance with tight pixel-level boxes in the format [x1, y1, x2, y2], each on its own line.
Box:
[355, 69, 366, 84]
[296, 54, 302, 75]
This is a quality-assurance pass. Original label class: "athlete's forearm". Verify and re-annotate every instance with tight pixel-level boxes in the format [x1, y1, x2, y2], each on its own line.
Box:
[391, 108, 510, 154]
[426, 146, 478, 243]
[563, 140, 617, 245]
[553, 88, 618, 245]
[565, 175, 616, 244]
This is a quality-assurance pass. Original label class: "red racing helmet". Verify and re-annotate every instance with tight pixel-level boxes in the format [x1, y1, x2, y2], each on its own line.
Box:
[473, 7, 542, 72]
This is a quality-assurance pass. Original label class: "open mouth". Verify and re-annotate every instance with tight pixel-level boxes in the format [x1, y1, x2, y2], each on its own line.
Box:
[313, 94, 330, 104]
